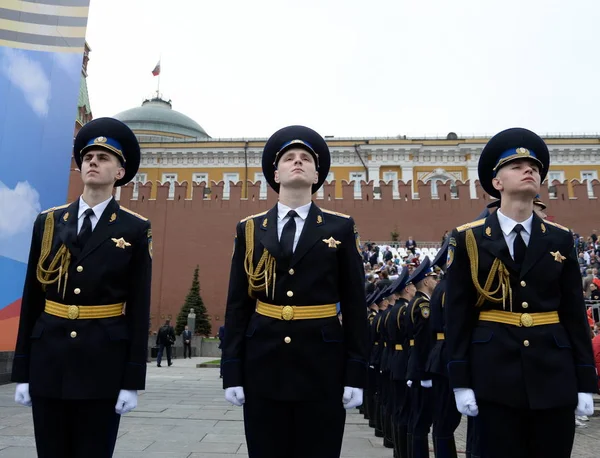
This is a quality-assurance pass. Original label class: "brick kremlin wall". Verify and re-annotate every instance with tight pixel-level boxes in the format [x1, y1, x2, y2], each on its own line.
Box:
[66, 173, 600, 333]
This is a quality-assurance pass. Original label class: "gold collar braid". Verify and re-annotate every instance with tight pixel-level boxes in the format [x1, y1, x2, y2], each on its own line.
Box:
[465, 229, 512, 311]
[243, 218, 277, 300]
[36, 211, 71, 299]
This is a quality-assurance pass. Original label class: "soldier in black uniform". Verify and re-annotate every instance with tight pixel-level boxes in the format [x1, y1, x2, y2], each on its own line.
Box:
[405, 257, 438, 458]
[425, 240, 462, 458]
[12, 118, 152, 458]
[379, 285, 396, 449]
[364, 291, 380, 423]
[222, 125, 368, 458]
[446, 127, 597, 458]
[368, 289, 388, 433]
[386, 269, 416, 458]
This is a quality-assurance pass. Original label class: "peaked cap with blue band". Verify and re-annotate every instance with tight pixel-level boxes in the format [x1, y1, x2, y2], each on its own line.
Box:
[262, 125, 331, 194]
[478, 127, 549, 199]
[432, 239, 449, 269]
[407, 257, 436, 286]
[388, 268, 411, 295]
[74, 117, 141, 187]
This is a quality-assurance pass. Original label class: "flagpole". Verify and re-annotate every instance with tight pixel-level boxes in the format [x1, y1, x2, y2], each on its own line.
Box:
[157, 55, 161, 98]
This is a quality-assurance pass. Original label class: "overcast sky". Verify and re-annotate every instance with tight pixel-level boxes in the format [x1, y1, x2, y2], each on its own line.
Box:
[85, 0, 600, 139]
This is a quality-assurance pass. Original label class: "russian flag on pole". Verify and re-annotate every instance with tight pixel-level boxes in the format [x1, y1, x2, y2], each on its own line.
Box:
[152, 60, 161, 76]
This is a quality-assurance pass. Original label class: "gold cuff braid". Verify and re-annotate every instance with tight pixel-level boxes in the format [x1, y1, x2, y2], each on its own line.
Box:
[243, 218, 277, 300]
[465, 229, 512, 310]
[36, 211, 71, 299]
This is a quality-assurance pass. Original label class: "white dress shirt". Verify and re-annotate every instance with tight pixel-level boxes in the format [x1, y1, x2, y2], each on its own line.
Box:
[77, 196, 112, 234]
[496, 209, 533, 259]
[277, 202, 311, 253]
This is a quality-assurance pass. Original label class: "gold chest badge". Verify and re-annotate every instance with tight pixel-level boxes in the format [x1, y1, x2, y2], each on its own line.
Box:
[323, 237, 341, 248]
[112, 237, 131, 249]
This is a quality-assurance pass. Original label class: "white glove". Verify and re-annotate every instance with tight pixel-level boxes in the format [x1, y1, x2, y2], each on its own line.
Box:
[420, 380, 433, 388]
[14, 383, 32, 407]
[575, 392, 594, 416]
[406, 380, 413, 387]
[225, 386, 245, 406]
[453, 388, 478, 416]
[115, 389, 138, 415]
[342, 386, 363, 409]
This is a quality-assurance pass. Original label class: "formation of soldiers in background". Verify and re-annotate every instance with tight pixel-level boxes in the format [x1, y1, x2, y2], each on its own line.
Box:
[360, 239, 478, 458]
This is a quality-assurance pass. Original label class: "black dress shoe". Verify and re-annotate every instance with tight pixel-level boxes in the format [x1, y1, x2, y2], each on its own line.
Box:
[168, 362, 173, 366]
[157, 364, 161, 367]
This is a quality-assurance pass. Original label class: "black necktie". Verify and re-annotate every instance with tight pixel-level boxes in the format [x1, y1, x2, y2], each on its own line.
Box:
[513, 224, 527, 266]
[78, 208, 94, 248]
[280, 210, 298, 260]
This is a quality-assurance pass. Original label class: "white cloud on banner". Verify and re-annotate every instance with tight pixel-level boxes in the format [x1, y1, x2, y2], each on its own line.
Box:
[1, 48, 51, 118]
[0, 181, 41, 263]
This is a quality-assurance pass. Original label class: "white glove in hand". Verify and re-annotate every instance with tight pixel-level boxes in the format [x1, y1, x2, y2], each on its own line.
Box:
[453, 388, 479, 416]
[575, 393, 594, 416]
[342, 387, 363, 409]
[420, 380, 433, 388]
[14, 383, 32, 407]
[115, 389, 138, 415]
[225, 386, 245, 406]
[406, 380, 413, 388]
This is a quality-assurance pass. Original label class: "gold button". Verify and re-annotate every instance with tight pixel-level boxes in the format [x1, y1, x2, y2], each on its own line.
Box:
[289, 268, 295, 275]
[287, 291, 294, 297]
[70, 331, 77, 338]
[74, 288, 81, 295]
[523, 340, 530, 347]
[284, 336, 291, 344]
[522, 302, 529, 309]
[520, 281, 526, 287]
[77, 266, 83, 273]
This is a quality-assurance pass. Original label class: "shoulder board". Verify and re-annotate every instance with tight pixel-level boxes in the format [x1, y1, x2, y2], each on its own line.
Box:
[41, 203, 69, 214]
[456, 218, 485, 232]
[321, 208, 351, 219]
[120, 206, 148, 221]
[543, 219, 570, 232]
[240, 210, 268, 223]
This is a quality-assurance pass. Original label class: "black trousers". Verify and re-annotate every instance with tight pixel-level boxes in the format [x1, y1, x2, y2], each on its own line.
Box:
[432, 375, 461, 438]
[477, 401, 575, 458]
[157, 343, 172, 365]
[408, 384, 433, 437]
[32, 396, 121, 458]
[243, 394, 346, 458]
[183, 342, 192, 358]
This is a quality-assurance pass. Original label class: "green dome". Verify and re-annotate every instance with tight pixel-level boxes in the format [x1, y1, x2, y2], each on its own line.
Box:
[114, 98, 210, 140]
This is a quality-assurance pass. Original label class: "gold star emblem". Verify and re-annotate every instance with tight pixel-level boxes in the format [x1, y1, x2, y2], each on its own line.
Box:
[63, 212, 69, 222]
[112, 237, 131, 249]
[323, 237, 341, 248]
[262, 218, 268, 228]
[94, 136, 107, 144]
[109, 213, 117, 223]
[516, 147, 530, 156]
[541, 223, 546, 233]
[550, 251, 566, 263]
[485, 227, 491, 237]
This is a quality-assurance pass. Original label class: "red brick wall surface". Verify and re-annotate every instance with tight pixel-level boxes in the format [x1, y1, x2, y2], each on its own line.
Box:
[66, 177, 600, 333]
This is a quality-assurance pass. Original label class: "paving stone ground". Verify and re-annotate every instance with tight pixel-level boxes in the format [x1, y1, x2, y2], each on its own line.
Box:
[0, 357, 598, 457]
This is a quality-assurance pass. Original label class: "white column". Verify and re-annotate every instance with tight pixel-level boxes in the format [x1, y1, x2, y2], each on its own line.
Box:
[467, 166, 478, 199]
[368, 166, 380, 187]
[402, 165, 414, 197]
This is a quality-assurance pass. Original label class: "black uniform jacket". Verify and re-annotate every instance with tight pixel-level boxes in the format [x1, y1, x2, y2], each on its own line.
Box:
[387, 298, 409, 381]
[11, 198, 152, 400]
[369, 311, 383, 367]
[426, 279, 447, 377]
[406, 291, 433, 382]
[222, 203, 368, 401]
[380, 308, 392, 373]
[446, 211, 597, 409]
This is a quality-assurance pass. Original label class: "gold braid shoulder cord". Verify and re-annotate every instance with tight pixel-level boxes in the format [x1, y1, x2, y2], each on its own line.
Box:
[243, 218, 277, 300]
[36, 211, 71, 299]
[465, 228, 512, 311]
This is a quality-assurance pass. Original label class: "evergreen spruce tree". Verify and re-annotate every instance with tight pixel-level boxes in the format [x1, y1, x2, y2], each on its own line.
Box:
[175, 265, 211, 336]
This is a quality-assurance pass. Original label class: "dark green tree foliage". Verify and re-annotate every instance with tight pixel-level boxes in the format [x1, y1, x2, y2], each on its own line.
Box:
[176, 265, 211, 336]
